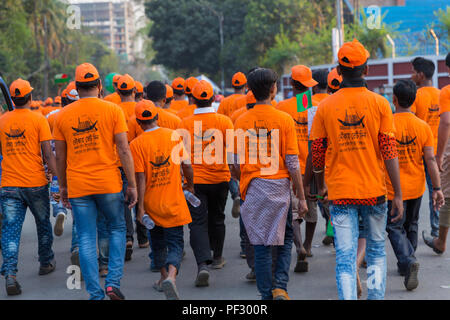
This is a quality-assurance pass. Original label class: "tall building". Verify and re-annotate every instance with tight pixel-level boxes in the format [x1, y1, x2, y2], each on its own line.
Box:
[70, 0, 144, 61]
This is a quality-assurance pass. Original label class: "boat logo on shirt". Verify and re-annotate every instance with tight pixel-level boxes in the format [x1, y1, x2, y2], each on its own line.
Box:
[249, 121, 272, 138]
[338, 110, 365, 129]
[71, 117, 98, 135]
[5, 127, 25, 139]
[294, 115, 308, 126]
[396, 133, 417, 146]
[150, 154, 171, 168]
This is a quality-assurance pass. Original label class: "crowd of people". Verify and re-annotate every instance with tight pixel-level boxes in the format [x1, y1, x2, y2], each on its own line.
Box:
[0, 38, 449, 301]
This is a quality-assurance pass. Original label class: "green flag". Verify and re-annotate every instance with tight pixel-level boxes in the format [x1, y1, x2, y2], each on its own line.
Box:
[296, 90, 313, 112]
[54, 74, 70, 85]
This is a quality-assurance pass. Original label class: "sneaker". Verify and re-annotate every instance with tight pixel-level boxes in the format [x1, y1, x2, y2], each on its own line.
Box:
[404, 262, 419, 291]
[99, 268, 108, 278]
[161, 278, 180, 300]
[211, 257, 226, 269]
[231, 198, 241, 218]
[106, 286, 125, 300]
[245, 270, 256, 282]
[322, 235, 333, 246]
[239, 251, 246, 259]
[195, 265, 210, 287]
[54, 212, 66, 237]
[272, 288, 290, 300]
[125, 242, 133, 261]
[39, 259, 56, 275]
[5, 276, 21, 296]
[138, 241, 149, 249]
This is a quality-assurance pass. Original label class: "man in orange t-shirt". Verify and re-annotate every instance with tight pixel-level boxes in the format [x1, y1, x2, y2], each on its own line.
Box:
[177, 80, 233, 287]
[54, 63, 137, 300]
[0, 79, 57, 295]
[411, 57, 441, 238]
[104, 74, 122, 105]
[217, 72, 247, 117]
[385, 80, 444, 290]
[169, 77, 189, 112]
[177, 77, 199, 119]
[130, 100, 193, 300]
[311, 39, 403, 300]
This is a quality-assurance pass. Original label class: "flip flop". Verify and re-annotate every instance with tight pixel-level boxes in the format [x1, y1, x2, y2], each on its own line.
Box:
[161, 279, 180, 300]
[422, 231, 444, 255]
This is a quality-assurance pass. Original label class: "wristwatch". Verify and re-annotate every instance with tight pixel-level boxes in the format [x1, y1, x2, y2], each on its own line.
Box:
[433, 187, 441, 191]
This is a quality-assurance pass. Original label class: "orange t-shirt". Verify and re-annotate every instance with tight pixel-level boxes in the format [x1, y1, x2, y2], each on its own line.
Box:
[217, 93, 245, 117]
[130, 128, 192, 228]
[178, 108, 233, 184]
[312, 93, 329, 106]
[310, 87, 395, 200]
[385, 112, 433, 200]
[127, 108, 181, 142]
[47, 109, 62, 133]
[232, 96, 277, 116]
[411, 87, 440, 152]
[440, 85, 450, 115]
[169, 99, 189, 112]
[118, 101, 136, 122]
[230, 107, 248, 124]
[53, 97, 128, 198]
[42, 106, 59, 116]
[104, 92, 121, 105]
[165, 107, 178, 115]
[0, 108, 53, 187]
[177, 104, 197, 119]
[234, 104, 299, 200]
[277, 97, 310, 174]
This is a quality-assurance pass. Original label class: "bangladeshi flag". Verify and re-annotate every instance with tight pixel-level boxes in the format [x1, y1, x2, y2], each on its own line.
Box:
[296, 90, 313, 112]
[54, 73, 70, 85]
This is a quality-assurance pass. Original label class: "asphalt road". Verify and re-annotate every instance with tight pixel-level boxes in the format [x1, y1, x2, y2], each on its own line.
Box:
[4, 189, 450, 300]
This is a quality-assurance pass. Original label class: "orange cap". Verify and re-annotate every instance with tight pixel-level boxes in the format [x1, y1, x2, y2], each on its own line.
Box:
[61, 89, 68, 98]
[117, 74, 135, 91]
[54, 96, 61, 104]
[291, 65, 318, 87]
[192, 80, 214, 101]
[10, 79, 34, 98]
[66, 81, 79, 100]
[172, 77, 185, 91]
[327, 68, 343, 90]
[45, 97, 53, 106]
[246, 91, 256, 105]
[185, 77, 199, 95]
[166, 84, 174, 99]
[135, 100, 159, 121]
[232, 72, 247, 87]
[113, 74, 121, 84]
[135, 81, 144, 94]
[338, 39, 370, 68]
[75, 63, 100, 83]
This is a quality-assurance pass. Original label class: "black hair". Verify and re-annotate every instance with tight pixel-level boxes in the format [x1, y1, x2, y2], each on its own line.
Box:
[247, 68, 278, 101]
[446, 52, 450, 68]
[411, 57, 435, 79]
[12, 93, 32, 107]
[61, 97, 68, 107]
[247, 67, 260, 77]
[233, 84, 246, 90]
[135, 92, 143, 100]
[291, 79, 309, 92]
[145, 81, 166, 102]
[312, 69, 329, 90]
[393, 79, 417, 108]
[76, 79, 100, 91]
[338, 63, 367, 79]
[117, 88, 134, 97]
[166, 97, 173, 105]
[328, 87, 339, 94]
[246, 103, 256, 110]
[136, 114, 158, 126]
[193, 97, 214, 108]
[173, 88, 184, 96]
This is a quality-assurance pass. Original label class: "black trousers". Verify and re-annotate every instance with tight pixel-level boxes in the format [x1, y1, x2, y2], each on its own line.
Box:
[188, 182, 229, 265]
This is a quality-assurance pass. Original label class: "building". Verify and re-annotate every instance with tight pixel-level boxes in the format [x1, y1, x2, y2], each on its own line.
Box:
[70, 0, 145, 61]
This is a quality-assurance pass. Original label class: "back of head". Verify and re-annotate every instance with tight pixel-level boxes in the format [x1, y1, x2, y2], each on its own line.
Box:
[232, 72, 247, 90]
[145, 81, 166, 103]
[312, 69, 328, 90]
[75, 63, 101, 93]
[393, 79, 417, 108]
[10, 78, 33, 107]
[247, 68, 278, 101]
[117, 74, 136, 97]
[192, 80, 214, 108]
[411, 57, 435, 79]
[338, 39, 370, 80]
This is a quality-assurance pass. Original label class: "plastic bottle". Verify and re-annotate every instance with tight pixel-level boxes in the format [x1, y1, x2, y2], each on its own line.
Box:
[184, 190, 201, 207]
[142, 215, 155, 230]
[50, 176, 59, 205]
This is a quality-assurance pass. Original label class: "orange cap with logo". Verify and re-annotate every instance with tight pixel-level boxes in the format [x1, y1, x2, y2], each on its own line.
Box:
[192, 80, 214, 101]
[135, 81, 144, 94]
[338, 39, 370, 68]
[135, 100, 159, 121]
[232, 72, 247, 87]
[117, 74, 135, 91]
[75, 63, 100, 83]
[172, 77, 185, 91]
[185, 77, 199, 95]
[66, 81, 79, 100]
[166, 84, 174, 99]
[10, 79, 34, 98]
[113, 74, 121, 84]
[54, 96, 61, 104]
[291, 65, 318, 87]
[246, 91, 256, 105]
[327, 68, 343, 90]
[45, 97, 53, 106]
[61, 89, 68, 98]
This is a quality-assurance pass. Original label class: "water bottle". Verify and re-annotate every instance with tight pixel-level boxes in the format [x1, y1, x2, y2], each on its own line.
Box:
[50, 176, 59, 205]
[142, 215, 155, 230]
[184, 190, 201, 207]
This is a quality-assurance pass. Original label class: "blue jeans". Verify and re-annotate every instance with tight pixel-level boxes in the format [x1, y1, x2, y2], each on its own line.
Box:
[149, 225, 184, 271]
[52, 201, 79, 253]
[70, 192, 126, 300]
[1, 186, 54, 276]
[425, 162, 439, 237]
[97, 212, 109, 269]
[229, 179, 240, 200]
[254, 206, 293, 300]
[330, 202, 387, 300]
